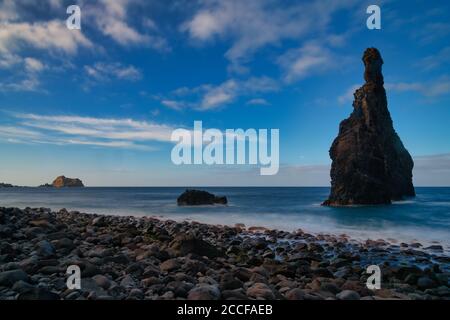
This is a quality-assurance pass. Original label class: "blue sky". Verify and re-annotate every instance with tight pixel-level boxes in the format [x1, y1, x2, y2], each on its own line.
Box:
[0, 0, 449, 186]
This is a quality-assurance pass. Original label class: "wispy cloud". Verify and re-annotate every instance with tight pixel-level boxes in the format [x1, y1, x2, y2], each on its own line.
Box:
[413, 22, 450, 44]
[0, 20, 93, 55]
[0, 76, 41, 93]
[0, 113, 178, 150]
[386, 78, 450, 98]
[158, 76, 279, 111]
[182, 0, 358, 71]
[418, 46, 450, 71]
[84, 62, 142, 82]
[278, 42, 337, 83]
[85, 0, 170, 51]
[246, 98, 270, 106]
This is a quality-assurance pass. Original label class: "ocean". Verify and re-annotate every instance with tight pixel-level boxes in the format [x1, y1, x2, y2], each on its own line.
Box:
[0, 187, 449, 250]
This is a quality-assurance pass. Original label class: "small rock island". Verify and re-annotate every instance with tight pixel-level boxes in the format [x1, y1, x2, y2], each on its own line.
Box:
[177, 189, 228, 206]
[40, 176, 84, 188]
[323, 48, 415, 206]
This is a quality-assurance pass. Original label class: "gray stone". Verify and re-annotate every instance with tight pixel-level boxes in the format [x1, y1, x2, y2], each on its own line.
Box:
[0, 269, 29, 287]
[36, 240, 55, 257]
[17, 288, 60, 300]
[417, 277, 436, 290]
[159, 258, 180, 272]
[246, 283, 275, 300]
[120, 275, 136, 288]
[92, 275, 111, 289]
[187, 284, 221, 300]
[11, 280, 34, 293]
[336, 290, 360, 300]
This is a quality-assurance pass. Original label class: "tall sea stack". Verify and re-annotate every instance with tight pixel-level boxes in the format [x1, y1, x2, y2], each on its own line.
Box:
[323, 48, 415, 206]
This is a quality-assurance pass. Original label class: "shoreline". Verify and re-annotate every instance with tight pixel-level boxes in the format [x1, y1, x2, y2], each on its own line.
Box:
[0, 206, 449, 300]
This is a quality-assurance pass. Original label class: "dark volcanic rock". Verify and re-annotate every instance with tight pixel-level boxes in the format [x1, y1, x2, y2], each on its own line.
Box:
[17, 288, 60, 300]
[169, 233, 223, 258]
[323, 48, 415, 206]
[177, 189, 227, 206]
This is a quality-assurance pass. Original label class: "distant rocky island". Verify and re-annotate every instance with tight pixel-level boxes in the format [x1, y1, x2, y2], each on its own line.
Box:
[40, 176, 84, 188]
[323, 48, 415, 206]
[0, 183, 17, 188]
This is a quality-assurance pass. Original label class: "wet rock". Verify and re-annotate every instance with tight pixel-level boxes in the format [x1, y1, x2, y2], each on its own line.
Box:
[169, 234, 223, 258]
[0, 269, 29, 287]
[11, 280, 34, 293]
[417, 277, 436, 290]
[92, 275, 111, 290]
[246, 283, 275, 300]
[425, 245, 443, 252]
[128, 288, 144, 300]
[222, 288, 248, 300]
[336, 290, 360, 300]
[188, 284, 221, 300]
[120, 275, 136, 289]
[285, 288, 305, 300]
[177, 189, 227, 206]
[160, 259, 180, 272]
[35, 240, 55, 257]
[17, 288, 60, 300]
[52, 238, 74, 251]
[220, 274, 243, 290]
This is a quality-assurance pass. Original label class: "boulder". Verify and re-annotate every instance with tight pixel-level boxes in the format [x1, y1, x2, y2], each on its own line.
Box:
[177, 189, 227, 206]
[0, 269, 29, 287]
[169, 233, 223, 258]
[17, 288, 60, 300]
[246, 282, 275, 300]
[187, 284, 221, 300]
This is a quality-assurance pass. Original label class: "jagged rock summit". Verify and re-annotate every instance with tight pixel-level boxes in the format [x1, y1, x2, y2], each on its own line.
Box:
[323, 48, 415, 206]
[52, 176, 84, 188]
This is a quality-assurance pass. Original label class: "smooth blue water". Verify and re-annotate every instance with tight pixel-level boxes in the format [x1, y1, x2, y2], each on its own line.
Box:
[0, 187, 449, 249]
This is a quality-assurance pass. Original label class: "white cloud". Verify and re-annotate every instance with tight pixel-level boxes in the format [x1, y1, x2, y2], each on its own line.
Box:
[413, 22, 450, 44]
[418, 46, 450, 71]
[386, 78, 450, 97]
[246, 98, 270, 106]
[161, 76, 279, 111]
[278, 43, 334, 83]
[84, 62, 142, 82]
[0, 113, 180, 150]
[200, 80, 237, 110]
[182, 0, 358, 70]
[86, 0, 169, 51]
[161, 100, 187, 111]
[24, 57, 45, 73]
[0, 20, 93, 55]
[0, 77, 41, 92]
[0, 52, 21, 69]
